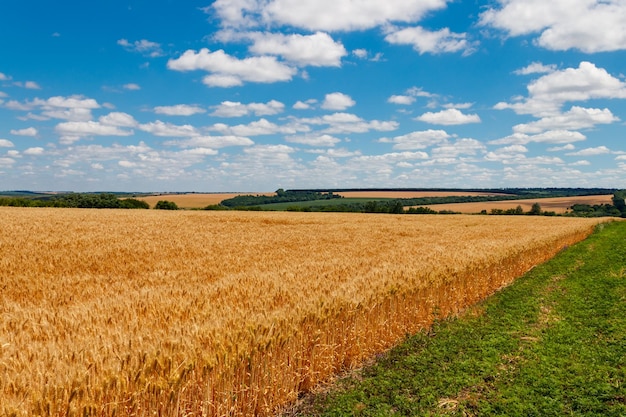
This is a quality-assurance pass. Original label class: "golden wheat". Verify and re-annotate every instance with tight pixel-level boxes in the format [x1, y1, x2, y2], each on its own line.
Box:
[0, 208, 608, 416]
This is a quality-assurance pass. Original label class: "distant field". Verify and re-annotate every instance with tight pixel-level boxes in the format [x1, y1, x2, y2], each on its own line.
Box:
[422, 194, 614, 214]
[337, 191, 506, 199]
[139, 192, 273, 208]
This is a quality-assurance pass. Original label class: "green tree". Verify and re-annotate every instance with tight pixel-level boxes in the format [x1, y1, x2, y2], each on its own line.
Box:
[612, 190, 626, 217]
[154, 200, 179, 210]
[529, 202, 542, 215]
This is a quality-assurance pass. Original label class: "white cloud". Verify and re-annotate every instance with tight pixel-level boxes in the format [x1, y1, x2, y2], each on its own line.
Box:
[166, 136, 254, 148]
[260, 0, 449, 31]
[246, 31, 347, 67]
[566, 146, 611, 156]
[416, 108, 481, 125]
[10, 127, 38, 137]
[293, 100, 315, 110]
[548, 144, 576, 152]
[495, 62, 626, 116]
[322, 92, 355, 110]
[353, 49, 368, 59]
[443, 102, 474, 110]
[294, 112, 398, 134]
[154, 104, 206, 116]
[570, 160, 591, 166]
[123, 83, 141, 91]
[388, 95, 415, 105]
[99, 112, 138, 128]
[514, 62, 557, 75]
[167, 48, 297, 87]
[285, 134, 341, 147]
[55, 121, 134, 144]
[23, 147, 45, 156]
[353, 151, 429, 164]
[388, 87, 434, 106]
[0, 72, 11, 81]
[0, 157, 15, 166]
[432, 138, 486, 158]
[139, 121, 199, 137]
[211, 118, 304, 136]
[378, 129, 451, 150]
[24, 81, 41, 90]
[490, 130, 587, 145]
[117, 39, 164, 57]
[513, 106, 619, 134]
[211, 100, 284, 117]
[385, 26, 473, 55]
[480, 0, 626, 53]
[0, 139, 15, 147]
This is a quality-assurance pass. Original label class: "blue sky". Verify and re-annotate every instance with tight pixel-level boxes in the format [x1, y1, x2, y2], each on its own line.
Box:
[1, 0, 626, 192]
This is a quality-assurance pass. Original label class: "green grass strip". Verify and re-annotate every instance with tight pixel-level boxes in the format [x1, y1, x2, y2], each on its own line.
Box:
[295, 221, 626, 416]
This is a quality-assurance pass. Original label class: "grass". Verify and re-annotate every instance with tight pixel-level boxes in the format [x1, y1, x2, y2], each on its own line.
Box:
[294, 221, 626, 416]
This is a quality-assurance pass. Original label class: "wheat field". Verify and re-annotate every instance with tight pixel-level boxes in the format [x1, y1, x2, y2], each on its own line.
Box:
[0, 208, 608, 416]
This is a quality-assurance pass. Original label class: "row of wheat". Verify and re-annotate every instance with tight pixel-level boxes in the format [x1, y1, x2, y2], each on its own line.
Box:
[0, 208, 607, 416]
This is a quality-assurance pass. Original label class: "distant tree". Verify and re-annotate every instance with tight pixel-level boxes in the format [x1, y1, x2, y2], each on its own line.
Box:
[119, 198, 150, 209]
[529, 203, 542, 215]
[154, 200, 179, 210]
[612, 190, 626, 217]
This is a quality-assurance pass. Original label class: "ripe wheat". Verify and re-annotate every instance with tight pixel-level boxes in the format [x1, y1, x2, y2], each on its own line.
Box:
[0, 208, 608, 416]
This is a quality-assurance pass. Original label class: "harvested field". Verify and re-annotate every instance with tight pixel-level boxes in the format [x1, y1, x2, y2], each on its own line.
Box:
[337, 191, 506, 199]
[139, 192, 273, 208]
[0, 208, 608, 416]
[422, 194, 614, 214]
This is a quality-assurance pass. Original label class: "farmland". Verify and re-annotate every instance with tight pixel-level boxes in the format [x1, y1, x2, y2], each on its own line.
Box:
[0, 208, 609, 416]
[138, 193, 274, 209]
[422, 194, 614, 214]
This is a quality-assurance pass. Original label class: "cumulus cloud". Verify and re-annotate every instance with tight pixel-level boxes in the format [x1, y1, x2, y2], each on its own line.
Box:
[385, 26, 473, 55]
[378, 129, 451, 150]
[416, 108, 481, 125]
[211, 118, 304, 136]
[251, 0, 448, 31]
[245, 31, 347, 67]
[296, 112, 398, 134]
[514, 106, 619, 134]
[495, 62, 626, 116]
[388, 87, 434, 106]
[138, 121, 199, 137]
[0, 139, 15, 147]
[154, 104, 206, 116]
[24, 81, 41, 90]
[123, 83, 141, 91]
[321, 92, 355, 110]
[432, 138, 486, 158]
[388, 95, 415, 105]
[10, 127, 38, 136]
[489, 130, 587, 145]
[0, 72, 11, 81]
[167, 48, 297, 87]
[55, 120, 134, 144]
[285, 134, 341, 147]
[165, 136, 254, 149]
[211, 100, 284, 117]
[480, 0, 626, 53]
[514, 62, 557, 75]
[99, 112, 138, 128]
[293, 100, 316, 110]
[566, 146, 611, 156]
[118, 39, 164, 57]
[23, 147, 45, 155]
